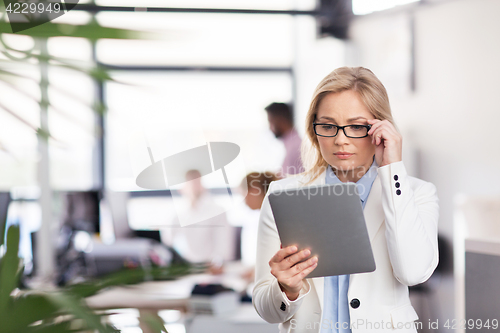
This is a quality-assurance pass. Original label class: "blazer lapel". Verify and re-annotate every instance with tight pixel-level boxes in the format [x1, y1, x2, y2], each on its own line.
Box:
[349, 174, 385, 295]
[298, 170, 326, 187]
[363, 175, 385, 243]
[312, 277, 324, 310]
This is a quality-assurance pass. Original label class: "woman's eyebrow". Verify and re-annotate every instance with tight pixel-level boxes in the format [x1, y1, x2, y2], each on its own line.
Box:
[317, 116, 336, 122]
[317, 116, 367, 122]
[347, 117, 368, 122]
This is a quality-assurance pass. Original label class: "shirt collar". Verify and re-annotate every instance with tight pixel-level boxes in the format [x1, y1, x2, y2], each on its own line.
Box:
[325, 158, 378, 204]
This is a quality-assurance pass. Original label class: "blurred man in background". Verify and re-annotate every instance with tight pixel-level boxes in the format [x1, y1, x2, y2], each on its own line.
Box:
[265, 103, 304, 176]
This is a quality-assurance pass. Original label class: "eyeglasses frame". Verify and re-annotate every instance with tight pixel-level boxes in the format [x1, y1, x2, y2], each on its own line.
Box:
[313, 123, 372, 138]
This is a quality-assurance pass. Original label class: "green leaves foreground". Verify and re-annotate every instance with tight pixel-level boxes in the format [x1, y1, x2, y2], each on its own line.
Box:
[0, 225, 199, 333]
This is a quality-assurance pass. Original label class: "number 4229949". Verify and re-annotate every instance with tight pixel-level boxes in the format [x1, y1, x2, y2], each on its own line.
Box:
[6, 2, 62, 14]
[444, 319, 498, 330]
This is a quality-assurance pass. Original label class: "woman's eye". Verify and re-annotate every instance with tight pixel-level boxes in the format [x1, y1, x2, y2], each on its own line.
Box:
[350, 125, 364, 131]
[321, 125, 334, 130]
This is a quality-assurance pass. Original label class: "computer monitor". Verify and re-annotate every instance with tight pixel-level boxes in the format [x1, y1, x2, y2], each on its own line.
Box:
[62, 191, 100, 233]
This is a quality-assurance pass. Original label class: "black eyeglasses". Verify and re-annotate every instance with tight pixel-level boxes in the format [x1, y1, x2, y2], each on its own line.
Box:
[313, 123, 372, 138]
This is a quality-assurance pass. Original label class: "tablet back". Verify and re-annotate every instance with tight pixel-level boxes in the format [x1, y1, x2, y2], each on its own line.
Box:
[268, 183, 376, 278]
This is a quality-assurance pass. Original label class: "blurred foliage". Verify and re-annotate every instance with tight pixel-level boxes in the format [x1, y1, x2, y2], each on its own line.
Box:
[0, 225, 203, 333]
[0, 19, 146, 40]
[0, 225, 118, 333]
[0, 0, 150, 142]
[0, 5, 184, 332]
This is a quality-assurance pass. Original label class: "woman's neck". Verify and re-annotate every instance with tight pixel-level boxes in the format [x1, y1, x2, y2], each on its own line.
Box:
[333, 162, 373, 183]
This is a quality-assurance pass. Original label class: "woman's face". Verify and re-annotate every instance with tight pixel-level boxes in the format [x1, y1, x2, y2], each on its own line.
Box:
[315, 90, 376, 182]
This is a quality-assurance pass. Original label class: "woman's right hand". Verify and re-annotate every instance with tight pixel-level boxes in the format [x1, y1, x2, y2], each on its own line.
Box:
[269, 245, 318, 301]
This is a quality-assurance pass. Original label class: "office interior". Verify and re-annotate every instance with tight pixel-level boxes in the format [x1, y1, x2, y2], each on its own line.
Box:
[1, 0, 499, 332]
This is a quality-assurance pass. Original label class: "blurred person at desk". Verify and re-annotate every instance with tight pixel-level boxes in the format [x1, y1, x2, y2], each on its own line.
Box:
[240, 171, 280, 283]
[253, 67, 439, 332]
[162, 169, 234, 274]
[265, 102, 304, 176]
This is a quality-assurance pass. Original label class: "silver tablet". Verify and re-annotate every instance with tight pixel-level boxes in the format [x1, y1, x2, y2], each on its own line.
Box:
[268, 183, 376, 278]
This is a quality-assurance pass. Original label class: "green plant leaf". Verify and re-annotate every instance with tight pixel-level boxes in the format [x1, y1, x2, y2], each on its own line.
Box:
[65, 266, 148, 298]
[141, 312, 168, 333]
[0, 100, 43, 133]
[0, 290, 122, 333]
[0, 66, 110, 118]
[0, 228, 194, 333]
[28, 321, 74, 333]
[46, 292, 118, 333]
[0, 76, 83, 129]
[65, 263, 196, 299]
[27, 320, 117, 333]
[4, 293, 59, 331]
[0, 21, 150, 40]
[0, 225, 21, 314]
[0, 206, 6, 249]
[9, 50, 118, 83]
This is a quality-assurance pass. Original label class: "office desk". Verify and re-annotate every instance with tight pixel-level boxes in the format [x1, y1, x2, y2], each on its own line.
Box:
[86, 261, 249, 309]
[85, 262, 277, 333]
[86, 278, 194, 333]
[86, 279, 193, 311]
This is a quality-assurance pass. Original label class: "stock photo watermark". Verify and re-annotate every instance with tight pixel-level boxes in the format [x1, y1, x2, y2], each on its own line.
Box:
[269, 181, 367, 201]
[3, 0, 79, 33]
[135, 141, 246, 227]
[290, 318, 499, 331]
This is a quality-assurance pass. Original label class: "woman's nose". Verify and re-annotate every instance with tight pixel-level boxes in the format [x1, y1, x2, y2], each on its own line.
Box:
[334, 128, 349, 145]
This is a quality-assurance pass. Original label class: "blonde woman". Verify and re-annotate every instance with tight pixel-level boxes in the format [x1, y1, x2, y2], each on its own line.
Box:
[253, 67, 439, 333]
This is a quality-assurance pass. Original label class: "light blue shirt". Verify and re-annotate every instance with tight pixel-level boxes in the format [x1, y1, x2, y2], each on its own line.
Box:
[320, 160, 378, 333]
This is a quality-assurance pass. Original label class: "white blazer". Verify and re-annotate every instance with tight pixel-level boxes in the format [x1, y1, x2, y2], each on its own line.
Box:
[253, 161, 439, 333]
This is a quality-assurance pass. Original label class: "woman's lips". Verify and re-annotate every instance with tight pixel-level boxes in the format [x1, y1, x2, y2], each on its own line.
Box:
[334, 152, 353, 159]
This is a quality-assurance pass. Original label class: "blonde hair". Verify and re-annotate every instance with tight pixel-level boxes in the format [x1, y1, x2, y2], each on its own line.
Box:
[300, 66, 395, 184]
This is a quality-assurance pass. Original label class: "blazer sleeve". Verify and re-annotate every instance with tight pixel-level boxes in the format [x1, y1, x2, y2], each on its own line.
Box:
[378, 161, 440, 286]
[252, 181, 312, 324]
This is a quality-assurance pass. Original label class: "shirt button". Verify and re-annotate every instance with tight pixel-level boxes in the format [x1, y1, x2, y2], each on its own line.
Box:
[350, 298, 360, 309]
[394, 175, 399, 181]
[280, 302, 286, 311]
[395, 182, 400, 188]
[396, 189, 401, 195]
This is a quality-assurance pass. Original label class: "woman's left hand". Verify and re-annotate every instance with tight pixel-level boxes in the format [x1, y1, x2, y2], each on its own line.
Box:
[367, 119, 402, 167]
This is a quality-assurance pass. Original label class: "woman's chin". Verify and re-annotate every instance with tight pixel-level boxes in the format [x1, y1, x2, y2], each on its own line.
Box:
[328, 160, 358, 172]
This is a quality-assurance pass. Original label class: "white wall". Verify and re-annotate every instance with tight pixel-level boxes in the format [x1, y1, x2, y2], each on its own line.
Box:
[348, 0, 500, 323]
[293, 16, 347, 136]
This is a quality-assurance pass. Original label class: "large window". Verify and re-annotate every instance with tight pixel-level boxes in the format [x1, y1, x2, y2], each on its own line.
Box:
[0, 10, 99, 191]
[0, 60, 40, 189]
[105, 71, 292, 191]
[96, 12, 294, 67]
[47, 37, 98, 190]
[94, 8, 301, 192]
